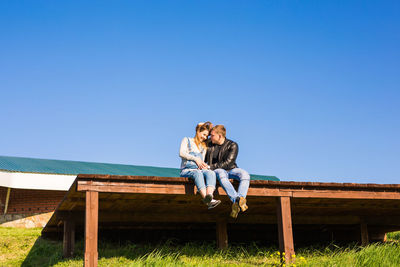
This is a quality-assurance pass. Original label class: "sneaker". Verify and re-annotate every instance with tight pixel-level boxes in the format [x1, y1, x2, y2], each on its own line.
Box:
[203, 194, 213, 205]
[237, 197, 248, 212]
[230, 202, 240, 218]
[207, 199, 221, 209]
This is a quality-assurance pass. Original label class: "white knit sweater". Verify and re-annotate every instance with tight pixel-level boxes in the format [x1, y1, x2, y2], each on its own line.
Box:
[179, 137, 206, 169]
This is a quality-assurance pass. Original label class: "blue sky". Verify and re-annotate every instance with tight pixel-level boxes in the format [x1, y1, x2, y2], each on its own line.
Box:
[1, 1, 399, 183]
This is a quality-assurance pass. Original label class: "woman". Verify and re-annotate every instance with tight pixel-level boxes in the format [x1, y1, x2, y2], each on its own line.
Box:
[179, 122, 221, 209]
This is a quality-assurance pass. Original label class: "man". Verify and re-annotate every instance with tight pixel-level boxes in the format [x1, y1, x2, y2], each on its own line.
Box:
[205, 125, 250, 218]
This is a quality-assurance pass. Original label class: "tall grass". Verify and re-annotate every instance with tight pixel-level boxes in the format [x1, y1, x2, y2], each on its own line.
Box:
[1, 227, 400, 266]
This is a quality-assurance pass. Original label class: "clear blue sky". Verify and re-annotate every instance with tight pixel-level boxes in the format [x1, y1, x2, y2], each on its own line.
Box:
[1, 1, 399, 183]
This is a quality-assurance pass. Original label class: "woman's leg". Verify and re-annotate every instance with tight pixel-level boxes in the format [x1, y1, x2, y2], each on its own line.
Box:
[180, 169, 207, 198]
[202, 170, 216, 196]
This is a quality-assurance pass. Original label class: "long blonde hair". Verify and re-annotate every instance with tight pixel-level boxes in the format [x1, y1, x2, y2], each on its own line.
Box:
[194, 121, 213, 149]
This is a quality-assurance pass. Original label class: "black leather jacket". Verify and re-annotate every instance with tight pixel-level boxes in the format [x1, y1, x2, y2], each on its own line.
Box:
[205, 139, 238, 171]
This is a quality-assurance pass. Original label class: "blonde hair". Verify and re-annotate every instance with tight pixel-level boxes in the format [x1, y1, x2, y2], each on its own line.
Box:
[211, 125, 226, 138]
[194, 121, 213, 149]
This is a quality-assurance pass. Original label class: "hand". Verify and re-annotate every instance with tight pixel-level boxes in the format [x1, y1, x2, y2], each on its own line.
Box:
[195, 159, 208, 170]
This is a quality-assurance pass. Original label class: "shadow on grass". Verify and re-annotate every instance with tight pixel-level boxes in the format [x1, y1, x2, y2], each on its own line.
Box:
[21, 236, 65, 267]
[21, 236, 281, 266]
[21, 233, 400, 266]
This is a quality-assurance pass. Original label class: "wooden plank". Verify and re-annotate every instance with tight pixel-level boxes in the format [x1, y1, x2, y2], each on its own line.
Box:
[276, 197, 294, 264]
[77, 183, 189, 195]
[292, 190, 400, 200]
[361, 222, 369, 246]
[63, 220, 75, 258]
[84, 191, 98, 267]
[216, 218, 228, 249]
[245, 188, 293, 197]
[77, 174, 400, 190]
[77, 180, 400, 200]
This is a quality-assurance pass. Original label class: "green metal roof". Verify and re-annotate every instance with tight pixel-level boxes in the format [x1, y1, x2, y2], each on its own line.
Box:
[0, 155, 279, 181]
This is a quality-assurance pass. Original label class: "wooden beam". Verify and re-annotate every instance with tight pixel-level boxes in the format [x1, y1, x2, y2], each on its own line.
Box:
[84, 191, 98, 267]
[53, 207, 400, 226]
[63, 220, 75, 258]
[276, 197, 294, 264]
[77, 181, 189, 195]
[291, 190, 400, 200]
[77, 174, 400, 190]
[361, 222, 369, 246]
[216, 219, 228, 249]
[76, 180, 400, 200]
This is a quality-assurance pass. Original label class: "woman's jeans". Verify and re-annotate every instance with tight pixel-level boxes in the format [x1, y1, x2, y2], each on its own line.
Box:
[180, 169, 216, 192]
[214, 168, 250, 203]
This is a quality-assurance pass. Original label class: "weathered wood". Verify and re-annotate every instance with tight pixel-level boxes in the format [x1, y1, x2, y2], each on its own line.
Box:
[216, 219, 228, 249]
[77, 174, 400, 190]
[78, 182, 189, 195]
[291, 190, 400, 200]
[361, 222, 369, 246]
[276, 197, 294, 264]
[63, 220, 75, 258]
[84, 191, 98, 267]
[41, 174, 400, 261]
[76, 180, 400, 200]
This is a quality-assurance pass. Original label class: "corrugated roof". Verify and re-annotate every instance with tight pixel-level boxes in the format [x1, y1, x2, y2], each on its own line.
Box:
[0, 155, 279, 181]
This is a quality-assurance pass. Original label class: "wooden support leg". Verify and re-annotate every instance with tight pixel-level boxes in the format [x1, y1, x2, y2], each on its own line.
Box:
[63, 220, 75, 258]
[361, 222, 369, 246]
[84, 191, 99, 267]
[276, 196, 294, 264]
[216, 219, 228, 249]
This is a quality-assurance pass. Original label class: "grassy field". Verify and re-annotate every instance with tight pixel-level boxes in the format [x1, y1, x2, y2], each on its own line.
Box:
[1, 227, 400, 266]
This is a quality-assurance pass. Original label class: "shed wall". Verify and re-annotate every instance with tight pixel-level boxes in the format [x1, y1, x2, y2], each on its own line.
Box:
[0, 187, 65, 227]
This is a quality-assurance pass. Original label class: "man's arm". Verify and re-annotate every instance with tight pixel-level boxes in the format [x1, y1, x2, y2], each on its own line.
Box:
[210, 142, 238, 170]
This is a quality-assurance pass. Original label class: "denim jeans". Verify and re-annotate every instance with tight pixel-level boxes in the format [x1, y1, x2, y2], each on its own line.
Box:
[215, 168, 250, 203]
[180, 169, 217, 192]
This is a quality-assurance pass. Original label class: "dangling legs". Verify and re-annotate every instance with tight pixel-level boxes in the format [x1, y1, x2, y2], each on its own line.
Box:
[229, 168, 250, 212]
[181, 169, 220, 209]
[203, 169, 220, 209]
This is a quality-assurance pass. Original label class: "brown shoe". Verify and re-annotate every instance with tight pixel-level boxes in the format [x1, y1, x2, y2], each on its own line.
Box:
[230, 202, 240, 218]
[238, 197, 248, 212]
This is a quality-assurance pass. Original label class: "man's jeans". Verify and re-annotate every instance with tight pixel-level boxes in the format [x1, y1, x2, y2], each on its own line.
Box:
[215, 168, 250, 203]
[180, 169, 216, 192]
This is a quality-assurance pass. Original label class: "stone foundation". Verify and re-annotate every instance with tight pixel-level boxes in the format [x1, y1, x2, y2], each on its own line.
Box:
[0, 212, 53, 228]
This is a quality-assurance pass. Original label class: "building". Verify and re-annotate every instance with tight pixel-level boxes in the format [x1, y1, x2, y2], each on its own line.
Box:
[0, 155, 279, 227]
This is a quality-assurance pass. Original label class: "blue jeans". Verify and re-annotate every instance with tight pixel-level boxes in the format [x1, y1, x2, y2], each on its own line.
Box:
[215, 168, 250, 203]
[180, 169, 217, 192]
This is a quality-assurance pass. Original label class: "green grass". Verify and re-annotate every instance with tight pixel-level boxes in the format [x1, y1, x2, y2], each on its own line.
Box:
[1, 227, 400, 266]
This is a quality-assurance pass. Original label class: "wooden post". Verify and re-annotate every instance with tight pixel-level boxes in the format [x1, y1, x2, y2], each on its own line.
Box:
[84, 191, 99, 267]
[361, 222, 369, 246]
[4, 188, 11, 214]
[276, 196, 294, 264]
[216, 219, 228, 249]
[63, 220, 75, 258]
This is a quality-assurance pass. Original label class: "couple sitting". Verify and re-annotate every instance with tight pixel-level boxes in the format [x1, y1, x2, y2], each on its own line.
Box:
[179, 122, 250, 218]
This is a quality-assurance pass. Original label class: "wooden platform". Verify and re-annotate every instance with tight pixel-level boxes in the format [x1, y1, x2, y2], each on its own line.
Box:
[42, 174, 400, 266]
